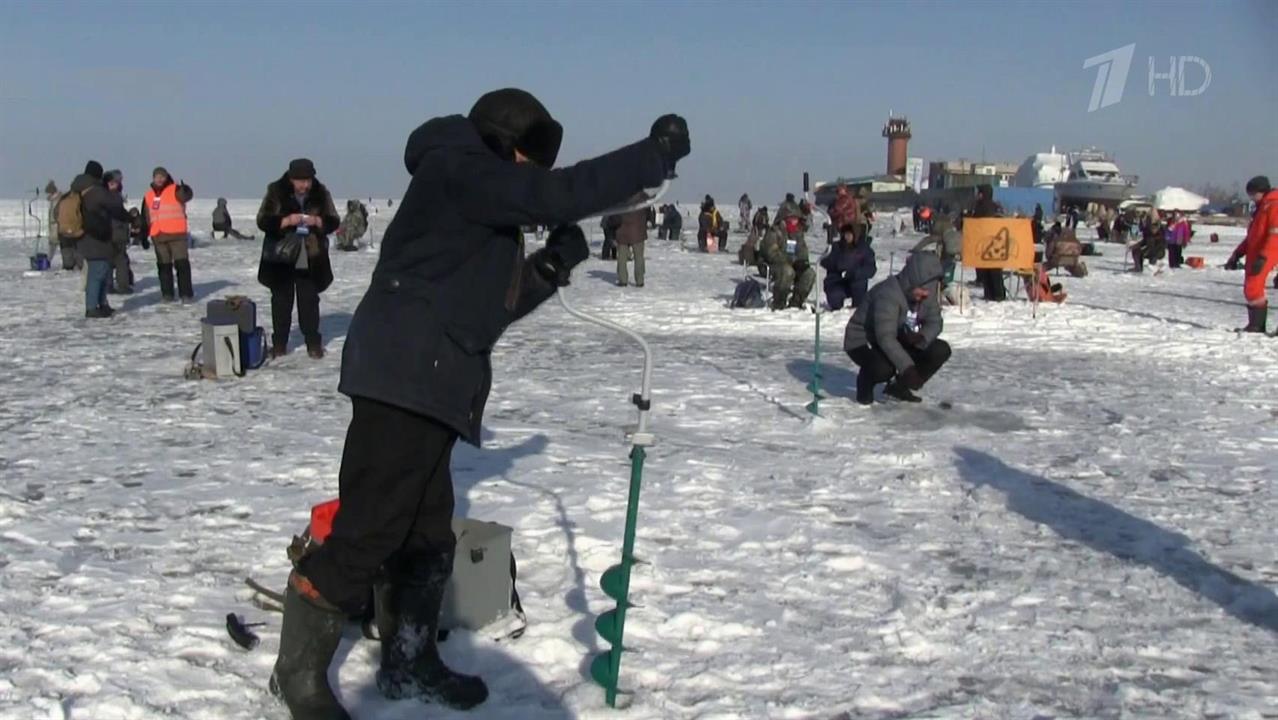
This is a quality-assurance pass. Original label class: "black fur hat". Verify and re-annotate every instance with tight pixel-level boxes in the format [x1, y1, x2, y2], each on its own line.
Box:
[287, 158, 316, 180]
[469, 88, 563, 168]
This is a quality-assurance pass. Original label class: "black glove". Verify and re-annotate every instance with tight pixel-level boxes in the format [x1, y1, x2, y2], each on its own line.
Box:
[532, 224, 589, 287]
[899, 329, 926, 348]
[176, 181, 194, 203]
[1224, 254, 1240, 271]
[649, 114, 690, 177]
[899, 366, 925, 390]
[1248, 255, 1266, 276]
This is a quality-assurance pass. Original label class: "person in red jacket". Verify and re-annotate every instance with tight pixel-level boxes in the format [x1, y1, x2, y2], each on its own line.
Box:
[829, 184, 859, 231]
[1227, 176, 1278, 333]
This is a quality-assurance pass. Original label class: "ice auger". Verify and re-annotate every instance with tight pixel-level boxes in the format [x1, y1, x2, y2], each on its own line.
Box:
[556, 179, 667, 708]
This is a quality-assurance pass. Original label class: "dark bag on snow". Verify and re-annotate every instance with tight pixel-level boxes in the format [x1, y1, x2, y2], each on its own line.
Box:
[262, 232, 304, 265]
[730, 278, 765, 309]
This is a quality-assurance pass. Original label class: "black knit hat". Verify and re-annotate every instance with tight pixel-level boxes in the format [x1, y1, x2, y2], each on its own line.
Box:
[468, 88, 563, 167]
[84, 160, 103, 179]
[1245, 175, 1271, 195]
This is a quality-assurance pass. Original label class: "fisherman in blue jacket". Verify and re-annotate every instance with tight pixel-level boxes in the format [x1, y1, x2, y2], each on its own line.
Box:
[821, 222, 877, 310]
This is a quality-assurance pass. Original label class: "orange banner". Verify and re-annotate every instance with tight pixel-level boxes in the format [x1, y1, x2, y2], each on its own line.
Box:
[961, 218, 1035, 271]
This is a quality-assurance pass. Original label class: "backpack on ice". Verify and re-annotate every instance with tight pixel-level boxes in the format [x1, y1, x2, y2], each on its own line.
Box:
[730, 278, 765, 309]
[56, 191, 86, 239]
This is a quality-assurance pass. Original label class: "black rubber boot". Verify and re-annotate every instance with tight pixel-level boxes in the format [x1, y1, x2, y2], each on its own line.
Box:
[855, 371, 876, 406]
[157, 262, 176, 301]
[1245, 305, 1268, 334]
[270, 574, 351, 720]
[375, 551, 488, 710]
[175, 259, 194, 301]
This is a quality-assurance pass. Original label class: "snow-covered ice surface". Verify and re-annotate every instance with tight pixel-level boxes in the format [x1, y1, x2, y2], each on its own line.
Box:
[1, 198, 1276, 720]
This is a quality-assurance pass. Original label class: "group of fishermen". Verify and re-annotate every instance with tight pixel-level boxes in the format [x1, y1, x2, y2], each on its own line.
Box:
[731, 186, 875, 311]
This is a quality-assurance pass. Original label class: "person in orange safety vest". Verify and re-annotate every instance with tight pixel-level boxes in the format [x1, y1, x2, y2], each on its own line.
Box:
[142, 167, 194, 302]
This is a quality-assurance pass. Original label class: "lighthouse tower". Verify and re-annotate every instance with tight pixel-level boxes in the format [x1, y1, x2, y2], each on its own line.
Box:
[882, 114, 911, 176]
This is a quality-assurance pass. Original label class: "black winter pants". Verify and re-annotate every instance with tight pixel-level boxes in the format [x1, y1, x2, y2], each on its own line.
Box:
[978, 269, 1007, 301]
[217, 226, 252, 240]
[111, 244, 133, 292]
[1168, 245, 1184, 269]
[299, 397, 459, 614]
[847, 340, 952, 401]
[270, 270, 321, 349]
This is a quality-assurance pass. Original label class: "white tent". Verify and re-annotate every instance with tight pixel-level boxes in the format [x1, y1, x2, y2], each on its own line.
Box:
[1153, 186, 1208, 212]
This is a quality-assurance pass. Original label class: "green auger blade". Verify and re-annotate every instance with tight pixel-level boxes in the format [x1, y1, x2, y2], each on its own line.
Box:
[600, 565, 628, 602]
[595, 609, 623, 646]
[591, 650, 618, 687]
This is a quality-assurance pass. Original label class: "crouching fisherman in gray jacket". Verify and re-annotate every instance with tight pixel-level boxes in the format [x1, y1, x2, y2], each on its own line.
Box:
[843, 251, 951, 405]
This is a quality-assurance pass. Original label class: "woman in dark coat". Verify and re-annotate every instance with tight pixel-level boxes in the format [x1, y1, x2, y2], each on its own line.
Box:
[256, 158, 340, 359]
[821, 223, 877, 310]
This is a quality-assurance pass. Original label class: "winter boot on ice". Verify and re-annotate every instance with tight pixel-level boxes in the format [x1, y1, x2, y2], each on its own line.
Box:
[174, 259, 194, 302]
[375, 552, 489, 710]
[884, 381, 922, 403]
[269, 573, 351, 720]
[1239, 305, 1268, 334]
[157, 262, 176, 301]
[854, 371, 876, 406]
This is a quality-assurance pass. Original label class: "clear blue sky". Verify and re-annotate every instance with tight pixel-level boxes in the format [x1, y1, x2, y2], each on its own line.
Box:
[1, 0, 1273, 203]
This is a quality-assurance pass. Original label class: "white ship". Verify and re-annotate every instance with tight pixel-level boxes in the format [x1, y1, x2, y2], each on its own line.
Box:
[1015, 147, 1138, 209]
[1053, 148, 1138, 208]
